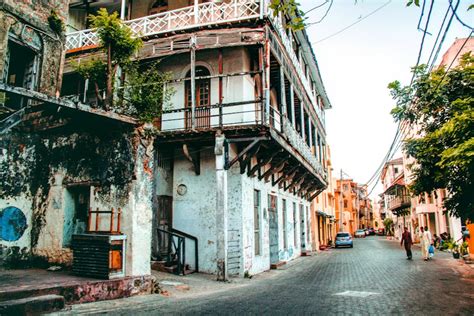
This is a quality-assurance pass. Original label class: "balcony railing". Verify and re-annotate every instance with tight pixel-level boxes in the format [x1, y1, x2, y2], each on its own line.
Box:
[159, 99, 326, 180]
[415, 203, 438, 214]
[387, 196, 411, 211]
[65, 1, 320, 125]
[65, 0, 260, 51]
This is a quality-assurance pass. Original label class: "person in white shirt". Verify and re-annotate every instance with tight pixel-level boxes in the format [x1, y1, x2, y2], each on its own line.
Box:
[422, 226, 433, 261]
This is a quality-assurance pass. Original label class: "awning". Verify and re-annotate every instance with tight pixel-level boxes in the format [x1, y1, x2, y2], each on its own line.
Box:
[316, 210, 327, 217]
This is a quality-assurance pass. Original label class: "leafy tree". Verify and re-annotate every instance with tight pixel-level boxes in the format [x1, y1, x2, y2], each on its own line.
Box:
[73, 9, 173, 123]
[383, 218, 394, 236]
[269, 0, 306, 31]
[119, 61, 174, 123]
[389, 54, 474, 220]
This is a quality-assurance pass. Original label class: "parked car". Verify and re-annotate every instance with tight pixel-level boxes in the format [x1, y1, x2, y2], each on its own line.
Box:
[335, 232, 353, 248]
[368, 228, 376, 236]
[377, 228, 385, 236]
[355, 229, 366, 238]
[364, 228, 369, 236]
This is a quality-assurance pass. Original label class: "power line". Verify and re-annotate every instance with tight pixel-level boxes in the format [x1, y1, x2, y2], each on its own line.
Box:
[448, 0, 474, 30]
[410, 0, 435, 85]
[428, 0, 460, 71]
[434, 31, 473, 90]
[304, 1, 329, 15]
[307, 0, 333, 25]
[426, 5, 451, 67]
[310, 1, 392, 44]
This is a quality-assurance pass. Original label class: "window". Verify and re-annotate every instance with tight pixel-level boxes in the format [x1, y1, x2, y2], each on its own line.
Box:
[3, 39, 39, 110]
[343, 184, 349, 192]
[282, 199, 287, 250]
[344, 200, 348, 209]
[254, 189, 261, 256]
[185, 66, 211, 129]
[293, 202, 297, 248]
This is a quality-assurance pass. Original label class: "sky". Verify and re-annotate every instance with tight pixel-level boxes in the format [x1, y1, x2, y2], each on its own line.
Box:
[299, 0, 473, 197]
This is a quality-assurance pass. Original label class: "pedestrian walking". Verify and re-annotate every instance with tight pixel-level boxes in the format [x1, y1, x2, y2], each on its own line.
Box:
[400, 227, 413, 260]
[419, 226, 426, 259]
[422, 226, 432, 261]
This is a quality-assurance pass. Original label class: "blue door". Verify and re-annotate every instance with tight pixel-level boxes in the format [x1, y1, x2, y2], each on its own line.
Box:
[268, 195, 279, 265]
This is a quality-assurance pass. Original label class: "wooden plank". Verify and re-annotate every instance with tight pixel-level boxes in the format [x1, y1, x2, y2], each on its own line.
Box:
[247, 148, 283, 177]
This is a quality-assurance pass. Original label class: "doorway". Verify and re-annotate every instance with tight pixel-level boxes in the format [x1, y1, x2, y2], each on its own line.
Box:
[63, 186, 90, 247]
[300, 204, 306, 250]
[153, 195, 173, 260]
[268, 194, 279, 265]
[185, 66, 211, 129]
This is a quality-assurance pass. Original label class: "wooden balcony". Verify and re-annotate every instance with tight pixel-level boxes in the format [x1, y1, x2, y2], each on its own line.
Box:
[65, 0, 261, 51]
[387, 196, 411, 212]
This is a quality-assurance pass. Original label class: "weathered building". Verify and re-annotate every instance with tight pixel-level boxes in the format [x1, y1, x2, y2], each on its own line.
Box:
[0, 0, 153, 278]
[62, 0, 331, 278]
[311, 145, 336, 250]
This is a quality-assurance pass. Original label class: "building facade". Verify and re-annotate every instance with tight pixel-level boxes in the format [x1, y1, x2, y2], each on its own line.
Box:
[61, 0, 331, 279]
[311, 145, 336, 250]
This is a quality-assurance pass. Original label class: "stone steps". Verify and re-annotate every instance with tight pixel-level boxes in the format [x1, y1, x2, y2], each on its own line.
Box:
[0, 294, 65, 315]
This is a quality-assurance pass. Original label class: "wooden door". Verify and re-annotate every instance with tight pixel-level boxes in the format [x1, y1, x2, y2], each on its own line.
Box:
[153, 195, 173, 259]
[185, 66, 211, 129]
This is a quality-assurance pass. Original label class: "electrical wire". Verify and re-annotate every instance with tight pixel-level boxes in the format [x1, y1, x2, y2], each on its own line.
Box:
[304, 1, 329, 15]
[310, 1, 392, 44]
[448, 0, 474, 30]
[426, 5, 451, 68]
[410, 0, 435, 85]
[307, 0, 333, 25]
[428, 0, 459, 71]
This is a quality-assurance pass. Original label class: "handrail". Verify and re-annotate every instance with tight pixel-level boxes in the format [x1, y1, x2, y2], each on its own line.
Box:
[156, 227, 199, 274]
[171, 228, 199, 273]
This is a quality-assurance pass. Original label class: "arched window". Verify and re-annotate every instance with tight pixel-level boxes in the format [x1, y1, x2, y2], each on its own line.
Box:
[185, 66, 211, 128]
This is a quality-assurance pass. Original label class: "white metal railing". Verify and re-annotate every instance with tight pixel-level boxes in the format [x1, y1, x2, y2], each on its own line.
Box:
[65, 0, 260, 50]
[266, 9, 318, 108]
[282, 116, 326, 180]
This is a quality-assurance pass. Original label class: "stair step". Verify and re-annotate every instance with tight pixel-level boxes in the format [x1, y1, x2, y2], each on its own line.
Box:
[164, 265, 177, 273]
[0, 294, 65, 315]
[270, 261, 286, 269]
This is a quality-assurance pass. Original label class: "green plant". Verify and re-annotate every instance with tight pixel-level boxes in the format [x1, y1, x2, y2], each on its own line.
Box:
[460, 241, 469, 255]
[269, 0, 306, 31]
[388, 54, 474, 220]
[119, 61, 174, 123]
[74, 9, 142, 110]
[383, 218, 394, 236]
[48, 10, 65, 35]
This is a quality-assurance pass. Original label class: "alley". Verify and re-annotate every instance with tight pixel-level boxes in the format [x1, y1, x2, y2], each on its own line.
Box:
[59, 237, 474, 315]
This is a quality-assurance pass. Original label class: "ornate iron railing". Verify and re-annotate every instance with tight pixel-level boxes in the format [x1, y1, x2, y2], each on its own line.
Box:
[65, 0, 260, 51]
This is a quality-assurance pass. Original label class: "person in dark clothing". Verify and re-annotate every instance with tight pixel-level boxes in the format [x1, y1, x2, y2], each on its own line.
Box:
[400, 227, 413, 260]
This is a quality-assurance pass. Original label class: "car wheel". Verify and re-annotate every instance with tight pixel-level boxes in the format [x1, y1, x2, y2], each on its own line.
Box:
[350, 245, 353, 248]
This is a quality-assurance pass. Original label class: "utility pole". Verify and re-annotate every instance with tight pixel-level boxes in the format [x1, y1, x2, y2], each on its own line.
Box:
[339, 169, 343, 232]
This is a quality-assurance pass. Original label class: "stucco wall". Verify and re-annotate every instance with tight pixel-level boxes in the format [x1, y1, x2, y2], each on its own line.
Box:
[0, 128, 152, 276]
[158, 47, 256, 130]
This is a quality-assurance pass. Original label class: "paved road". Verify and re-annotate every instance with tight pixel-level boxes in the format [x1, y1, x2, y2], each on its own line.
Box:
[60, 237, 474, 315]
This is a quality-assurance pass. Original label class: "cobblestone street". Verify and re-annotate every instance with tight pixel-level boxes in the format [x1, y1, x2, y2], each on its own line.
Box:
[58, 236, 474, 315]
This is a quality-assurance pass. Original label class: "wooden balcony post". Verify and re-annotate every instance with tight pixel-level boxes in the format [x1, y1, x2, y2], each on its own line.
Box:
[218, 49, 223, 128]
[300, 102, 305, 141]
[120, 0, 126, 20]
[190, 36, 196, 129]
[194, 0, 199, 23]
[279, 65, 287, 117]
[290, 84, 295, 125]
[308, 118, 313, 148]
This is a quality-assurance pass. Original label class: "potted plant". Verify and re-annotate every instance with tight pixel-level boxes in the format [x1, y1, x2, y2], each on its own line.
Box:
[451, 243, 461, 259]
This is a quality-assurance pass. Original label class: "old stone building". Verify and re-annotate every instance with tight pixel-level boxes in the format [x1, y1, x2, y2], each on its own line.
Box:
[62, 0, 331, 279]
[0, 1, 153, 278]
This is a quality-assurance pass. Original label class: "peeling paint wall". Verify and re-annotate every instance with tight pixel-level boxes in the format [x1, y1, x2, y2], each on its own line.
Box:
[0, 128, 152, 276]
[167, 142, 311, 277]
